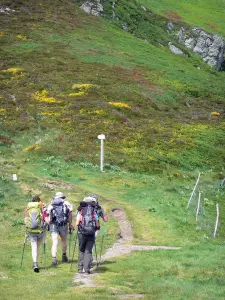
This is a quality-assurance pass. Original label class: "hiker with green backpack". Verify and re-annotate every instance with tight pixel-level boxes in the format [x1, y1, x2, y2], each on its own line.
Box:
[47, 192, 74, 266]
[24, 195, 49, 273]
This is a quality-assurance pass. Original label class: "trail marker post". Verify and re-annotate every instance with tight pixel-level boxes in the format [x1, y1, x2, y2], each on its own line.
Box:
[12, 174, 17, 181]
[97, 134, 105, 172]
[213, 204, 219, 238]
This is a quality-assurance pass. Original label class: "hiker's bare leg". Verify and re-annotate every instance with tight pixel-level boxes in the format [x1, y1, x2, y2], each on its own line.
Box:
[51, 233, 59, 257]
[37, 240, 42, 260]
[61, 234, 67, 253]
[31, 241, 38, 262]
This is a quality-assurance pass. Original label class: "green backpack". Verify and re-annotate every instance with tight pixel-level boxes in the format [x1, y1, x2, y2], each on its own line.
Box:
[25, 202, 44, 233]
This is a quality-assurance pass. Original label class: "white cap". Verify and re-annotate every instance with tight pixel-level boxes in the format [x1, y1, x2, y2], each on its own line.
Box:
[83, 196, 96, 203]
[55, 192, 66, 198]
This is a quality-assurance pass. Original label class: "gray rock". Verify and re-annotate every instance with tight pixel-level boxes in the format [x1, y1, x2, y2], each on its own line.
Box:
[80, 0, 103, 16]
[178, 27, 225, 70]
[168, 42, 185, 55]
[167, 22, 174, 31]
[184, 38, 195, 49]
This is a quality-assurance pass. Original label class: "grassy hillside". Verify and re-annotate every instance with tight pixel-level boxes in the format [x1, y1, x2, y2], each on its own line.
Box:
[1, 0, 225, 174]
[138, 0, 225, 37]
[0, 0, 225, 299]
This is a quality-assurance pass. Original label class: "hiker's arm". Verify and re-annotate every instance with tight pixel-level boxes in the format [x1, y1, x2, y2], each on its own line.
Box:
[68, 211, 72, 225]
[42, 205, 50, 224]
[43, 211, 50, 224]
[99, 206, 108, 222]
[103, 215, 108, 222]
[68, 211, 74, 231]
[76, 212, 81, 226]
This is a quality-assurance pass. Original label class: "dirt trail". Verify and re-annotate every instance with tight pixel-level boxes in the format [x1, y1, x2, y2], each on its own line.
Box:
[73, 208, 180, 288]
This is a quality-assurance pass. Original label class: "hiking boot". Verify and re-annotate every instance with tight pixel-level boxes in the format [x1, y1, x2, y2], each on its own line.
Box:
[33, 262, 39, 273]
[84, 269, 91, 275]
[52, 257, 57, 266]
[62, 254, 68, 263]
[78, 269, 84, 274]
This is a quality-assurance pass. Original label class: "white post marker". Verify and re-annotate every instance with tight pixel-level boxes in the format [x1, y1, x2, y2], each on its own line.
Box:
[12, 174, 17, 181]
[196, 191, 201, 223]
[187, 172, 201, 208]
[97, 134, 105, 172]
[213, 203, 219, 238]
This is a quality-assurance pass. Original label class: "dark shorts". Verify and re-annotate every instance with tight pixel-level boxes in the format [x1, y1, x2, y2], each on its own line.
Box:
[28, 231, 45, 242]
[49, 223, 68, 237]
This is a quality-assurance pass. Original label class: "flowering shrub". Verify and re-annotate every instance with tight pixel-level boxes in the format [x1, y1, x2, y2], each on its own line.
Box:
[0, 108, 6, 113]
[211, 111, 220, 116]
[69, 83, 94, 97]
[108, 102, 131, 109]
[17, 35, 27, 40]
[40, 112, 60, 117]
[34, 90, 61, 103]
[79, 109, 107, 116]
[72, 83, 93, 90]
[23, 144, 41, 152]
[3, 68, 24, 74]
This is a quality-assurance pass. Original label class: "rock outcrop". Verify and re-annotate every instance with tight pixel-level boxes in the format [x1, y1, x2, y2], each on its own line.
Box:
[78, 0, 225, 70]
[80, 0, 103, 16]
[178, 27, 225, 70]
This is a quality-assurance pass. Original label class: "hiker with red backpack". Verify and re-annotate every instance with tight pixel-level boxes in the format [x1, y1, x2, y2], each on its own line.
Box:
[87, 194, 108, 267]
[47, 192, 74, 266]
[76, 196, 100, 274]
[24, 195, 49, 273]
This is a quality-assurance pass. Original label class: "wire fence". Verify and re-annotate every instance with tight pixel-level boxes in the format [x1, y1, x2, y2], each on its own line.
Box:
[187, 174, 225, 239]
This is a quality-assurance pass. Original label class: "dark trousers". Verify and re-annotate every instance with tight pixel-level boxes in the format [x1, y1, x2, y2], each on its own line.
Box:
[78, 233, 95, 272]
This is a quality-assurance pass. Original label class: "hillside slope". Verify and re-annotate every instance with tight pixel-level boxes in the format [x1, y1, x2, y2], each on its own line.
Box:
[1, 1, 225, 299]
[0, 0, 225, 174]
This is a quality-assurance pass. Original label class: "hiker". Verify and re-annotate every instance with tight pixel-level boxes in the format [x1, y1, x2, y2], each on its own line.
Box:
[24, 195, 49, 273]
[76, 197, 100, 274]
[47, 192, 73, 266]
[76, 194, 108, 269]
[88, 194, 108, 267]
[89, 193, 108, 224]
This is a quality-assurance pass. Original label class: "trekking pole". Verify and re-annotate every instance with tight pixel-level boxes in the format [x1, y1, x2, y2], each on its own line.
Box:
[20, 232, 28, 268]
[98, 222, 107, 266]
[68, 229, 73, 262]
[70, 229, 78, 271]
[94, 243, 98, 268]
[43, 230, 47, 270]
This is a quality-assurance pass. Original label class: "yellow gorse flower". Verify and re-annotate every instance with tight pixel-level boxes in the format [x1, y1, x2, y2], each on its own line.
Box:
[79, 109, 107, 116]
[17, 35, 27, 41]
[40, 111, 60, 117]
[23, 144, 41, 152]
[3, 67, 24, 74]
[72, 83, 93, 90]
[34, 90, 61, 103]
[69, 83, 94, 97]
[0, 108, 6, 113]
[108, 102, 131, 109]
[211, 111, 220, 116]
[0, 32, 4, 37]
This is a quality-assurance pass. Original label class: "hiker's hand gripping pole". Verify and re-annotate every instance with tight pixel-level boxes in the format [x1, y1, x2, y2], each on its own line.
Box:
[68, 226, 73, 261]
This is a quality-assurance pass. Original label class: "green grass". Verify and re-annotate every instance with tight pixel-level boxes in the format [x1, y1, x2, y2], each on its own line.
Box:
[138, 0, 225, 36]
[98, 244, 225, 299]
[1, 156, 225, 299]
[0, 0, 225, 299]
